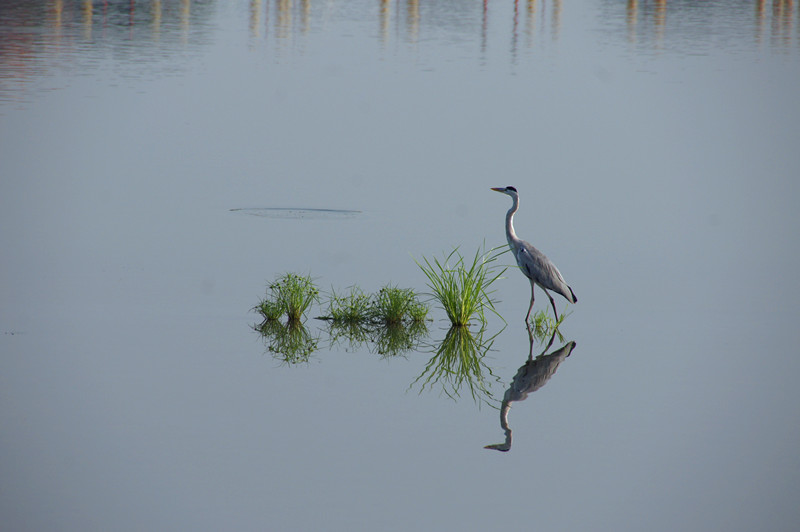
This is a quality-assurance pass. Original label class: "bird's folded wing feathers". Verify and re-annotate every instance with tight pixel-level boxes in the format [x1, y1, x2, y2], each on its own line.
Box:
[517, 244, 569, 292]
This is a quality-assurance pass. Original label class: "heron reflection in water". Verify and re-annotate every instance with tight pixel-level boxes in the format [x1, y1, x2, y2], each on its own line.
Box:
[484, 327, 576, 452]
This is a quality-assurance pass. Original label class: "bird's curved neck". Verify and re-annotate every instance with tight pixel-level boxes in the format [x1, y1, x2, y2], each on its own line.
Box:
[499, 400, 511, 431]
[505, 196, 521, 248]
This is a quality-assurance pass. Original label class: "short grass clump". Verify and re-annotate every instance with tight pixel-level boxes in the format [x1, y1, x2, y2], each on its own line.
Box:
[320, 284, 428, 356]
[416, 246, 506, 327]
[256, 273, 319, 324]
[371, 285, 428, 326]
[255, 297, 283, 323]
[319, 284, 428, 326]
[325, 286, 373, 325]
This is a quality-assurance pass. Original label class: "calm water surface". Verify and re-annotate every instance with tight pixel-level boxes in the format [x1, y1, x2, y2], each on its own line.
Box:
[2, 1, 799, 531]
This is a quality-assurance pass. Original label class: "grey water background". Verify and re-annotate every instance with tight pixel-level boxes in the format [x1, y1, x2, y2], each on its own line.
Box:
[1, 1, 799, 530]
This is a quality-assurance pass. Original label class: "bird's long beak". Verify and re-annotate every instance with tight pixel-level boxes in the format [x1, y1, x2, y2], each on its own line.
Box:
[490, 187, 504, 193]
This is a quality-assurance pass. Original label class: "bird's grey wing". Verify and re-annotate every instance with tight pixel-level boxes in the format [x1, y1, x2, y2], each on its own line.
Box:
[516, 242, 570, 295]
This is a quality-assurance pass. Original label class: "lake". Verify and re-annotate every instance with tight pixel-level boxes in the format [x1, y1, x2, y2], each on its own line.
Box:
[1, 1, 799, 530]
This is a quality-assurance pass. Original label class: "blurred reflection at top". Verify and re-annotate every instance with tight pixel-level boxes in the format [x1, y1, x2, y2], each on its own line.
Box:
[761, 0, 796, 49]
[243, 0, 793, 56]
[611, 0, 796, 54]
[0, 0, 214, 105]
[1, 1, 796, 106]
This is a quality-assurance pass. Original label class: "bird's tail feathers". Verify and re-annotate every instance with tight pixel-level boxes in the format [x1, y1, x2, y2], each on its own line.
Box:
[568, 286, 577, 304]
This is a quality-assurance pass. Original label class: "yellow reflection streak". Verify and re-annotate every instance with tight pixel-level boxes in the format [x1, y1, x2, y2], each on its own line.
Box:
[181, 0, 191, 45]
[153, 0, 162, 41]
[48, 0, 63, 50]
[406, 0, 419, 44]
[551, 0, 561, 41]
[250, 0, 262, 39]
[526, 0, 537, 48]
[53, 0, 63, 25]
[50, 0, 63, 30]
[82, 0, 92, 40]
[626, 0, 638, 45]
[654, 0, 666, 49]
[380, 0, 391, 47]
[277, 0, 292, 41]
[756, 0, 767, 46]
[301, 0, 310, 35]
[771, 0, 795, 48]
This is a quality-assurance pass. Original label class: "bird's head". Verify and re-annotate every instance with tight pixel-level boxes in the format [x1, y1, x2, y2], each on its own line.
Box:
[490, 186, 518, 199]
[483, 442, 511, 452]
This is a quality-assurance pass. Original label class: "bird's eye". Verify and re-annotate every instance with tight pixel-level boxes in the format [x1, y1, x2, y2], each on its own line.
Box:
[506, 186, 517, 192]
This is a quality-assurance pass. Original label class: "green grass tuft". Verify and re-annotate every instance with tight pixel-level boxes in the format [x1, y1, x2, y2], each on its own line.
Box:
[319, 284, 428, 326]
[325, 286, 373, 325]
[256, 273, 319, 324]
[416, 246, 506, 327]
[371, 285, 429, 325]
[255, 298, 283, 322]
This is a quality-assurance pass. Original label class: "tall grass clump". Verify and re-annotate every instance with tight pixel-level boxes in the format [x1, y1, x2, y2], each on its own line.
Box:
[416, 246, 506, 327]
[256, 273, 319, 324]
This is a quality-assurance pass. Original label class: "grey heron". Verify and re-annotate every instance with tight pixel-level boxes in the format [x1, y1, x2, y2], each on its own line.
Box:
[491, 186, 577, 322]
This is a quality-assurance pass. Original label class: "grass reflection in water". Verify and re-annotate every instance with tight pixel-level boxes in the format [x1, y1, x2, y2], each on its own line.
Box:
[326, 320, 430, 358]
[410, 325, 502, 406]
[254, 319, 319, 365]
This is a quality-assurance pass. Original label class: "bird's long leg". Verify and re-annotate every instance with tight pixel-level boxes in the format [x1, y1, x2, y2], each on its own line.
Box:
[526, 321, 535, 358]
[544, 289, 559, 320]
[525, 282, 536, 322]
